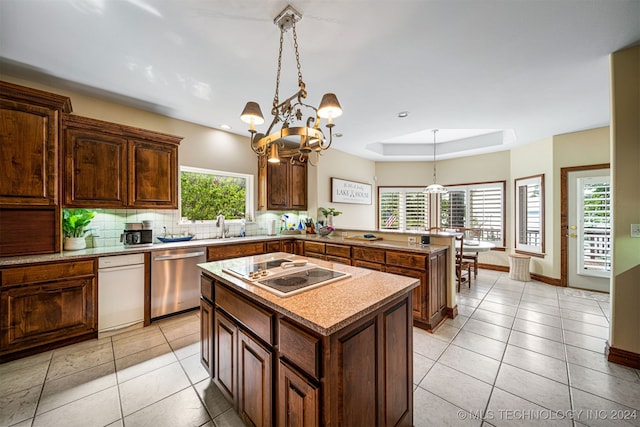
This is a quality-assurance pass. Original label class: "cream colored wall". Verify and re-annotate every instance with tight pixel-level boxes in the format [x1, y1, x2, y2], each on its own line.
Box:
[509, 137, 555, 276]
[609, 45, 640, 355]
[313, 148, 377, 229]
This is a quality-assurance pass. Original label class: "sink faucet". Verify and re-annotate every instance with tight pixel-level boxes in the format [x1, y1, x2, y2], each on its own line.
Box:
[216, 214, 226, 238]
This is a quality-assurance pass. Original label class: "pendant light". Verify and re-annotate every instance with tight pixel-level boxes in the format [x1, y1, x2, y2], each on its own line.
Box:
[424, 129, 448, 194]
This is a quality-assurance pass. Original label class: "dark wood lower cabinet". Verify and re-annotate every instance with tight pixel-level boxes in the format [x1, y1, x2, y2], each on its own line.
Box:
[214, 310, 237, 403]
[202, 275, 413, 427]
[0, 259, 97, 362]
[428, 251, 448, 328]
[200, 298, 214, 376]
[238, 330, 272, 427]
[326, 297, 412, 426]
[278, 360, 319, 427]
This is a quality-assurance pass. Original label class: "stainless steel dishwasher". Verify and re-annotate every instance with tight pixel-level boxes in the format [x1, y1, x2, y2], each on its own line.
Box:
[151, 247, 206, 319]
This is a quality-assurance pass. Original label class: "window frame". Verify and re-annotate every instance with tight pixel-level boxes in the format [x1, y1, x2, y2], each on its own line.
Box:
[440, 180, 506, 248]
[514, 174, 545, 257]
[179, 165, 254, 223]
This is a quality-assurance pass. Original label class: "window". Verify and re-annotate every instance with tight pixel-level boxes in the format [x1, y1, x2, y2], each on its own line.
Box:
[515, 174, 544, 255]
[379, 187, 429, 231]
[180, 166, 254, 221]
[440, 182, 505, 246]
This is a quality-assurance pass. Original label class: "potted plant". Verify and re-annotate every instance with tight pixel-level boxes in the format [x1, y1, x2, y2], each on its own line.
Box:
[319, 207, 342, 227]
[62, 208, 96, 250]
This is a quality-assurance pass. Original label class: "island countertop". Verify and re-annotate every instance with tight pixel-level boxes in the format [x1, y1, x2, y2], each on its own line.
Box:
[198, 252, 420, 336]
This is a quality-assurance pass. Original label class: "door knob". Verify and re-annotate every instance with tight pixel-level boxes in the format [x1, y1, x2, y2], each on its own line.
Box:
[570, 225, 577, 230]
[570, 233, 577, 238]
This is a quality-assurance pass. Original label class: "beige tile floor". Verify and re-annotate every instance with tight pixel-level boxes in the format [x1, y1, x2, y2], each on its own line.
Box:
[1, 270, 639, 427]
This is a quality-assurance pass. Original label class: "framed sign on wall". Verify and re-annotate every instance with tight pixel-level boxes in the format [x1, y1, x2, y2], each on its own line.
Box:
[331, 177, 372, 204]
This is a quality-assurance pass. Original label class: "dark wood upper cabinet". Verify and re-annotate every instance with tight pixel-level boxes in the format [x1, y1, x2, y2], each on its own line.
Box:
[0, 81, 72, 205]
[258, 156, 307, 210]
[128, 139, 177, 208]
[62, 114, 181, 209]
[64, 124, 128, 207]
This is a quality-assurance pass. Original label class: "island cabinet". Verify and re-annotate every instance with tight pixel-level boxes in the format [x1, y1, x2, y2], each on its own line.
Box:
[258, 156, 307, 211]
[62, 114, 182, 209]
[200, 254, 416, 427]
[0, 259, 97, 362]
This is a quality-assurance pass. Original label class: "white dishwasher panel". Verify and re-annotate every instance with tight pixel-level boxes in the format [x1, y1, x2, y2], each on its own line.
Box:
[98, 254, 145, 332]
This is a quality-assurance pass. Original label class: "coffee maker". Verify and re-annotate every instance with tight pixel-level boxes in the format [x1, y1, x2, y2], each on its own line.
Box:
[121, 223, 153, 247]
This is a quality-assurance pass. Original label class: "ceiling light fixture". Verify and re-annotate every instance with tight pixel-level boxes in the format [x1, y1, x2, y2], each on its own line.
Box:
[397, 111, 409, 118]
[240, 5, 342, 166]
[424, 129, 448, 194]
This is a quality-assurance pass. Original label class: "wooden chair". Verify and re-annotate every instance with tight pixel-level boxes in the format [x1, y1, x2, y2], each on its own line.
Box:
[457, 228, 480, 278]
[455, 235, 473, 292]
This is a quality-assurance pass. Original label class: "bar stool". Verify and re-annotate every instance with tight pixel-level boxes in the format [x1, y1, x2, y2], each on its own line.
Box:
[508, 254, 531, 281]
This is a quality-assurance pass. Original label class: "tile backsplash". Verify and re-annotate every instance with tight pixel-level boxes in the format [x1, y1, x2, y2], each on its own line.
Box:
[84, 209, 311, 248]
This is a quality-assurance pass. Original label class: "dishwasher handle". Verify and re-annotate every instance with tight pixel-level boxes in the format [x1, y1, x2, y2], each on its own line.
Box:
[153, 251, 205, 261]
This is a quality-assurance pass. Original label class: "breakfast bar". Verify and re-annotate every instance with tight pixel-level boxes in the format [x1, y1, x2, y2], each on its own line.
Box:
[198, 252, 419, 427]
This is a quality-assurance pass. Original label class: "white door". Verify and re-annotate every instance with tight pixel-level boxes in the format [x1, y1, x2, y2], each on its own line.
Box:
[567, 168, 611, 292]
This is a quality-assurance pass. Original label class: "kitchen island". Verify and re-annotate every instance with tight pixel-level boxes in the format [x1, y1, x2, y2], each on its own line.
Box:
[198, 252, 419, 427]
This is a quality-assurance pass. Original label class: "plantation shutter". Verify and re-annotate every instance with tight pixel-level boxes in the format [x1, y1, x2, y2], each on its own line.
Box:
[405, 190, 428, 230]
[441, 190, 466, 229]
[378, 188, 428, 231]
[470, 186, 503, 241]
[581, 178, 611, 273]
[379, 190, 400, 230]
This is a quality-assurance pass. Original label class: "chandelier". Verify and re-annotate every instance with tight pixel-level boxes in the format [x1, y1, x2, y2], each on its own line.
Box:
[424, 129, 448, 194]
[240, 5, 342, 166]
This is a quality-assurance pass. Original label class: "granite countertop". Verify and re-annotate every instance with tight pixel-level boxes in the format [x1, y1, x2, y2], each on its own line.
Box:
[199, 252, 420, 336]
[0, 233, 448, 267]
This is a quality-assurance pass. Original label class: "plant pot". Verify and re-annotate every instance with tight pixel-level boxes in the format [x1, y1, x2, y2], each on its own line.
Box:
[64, 237, 86, 251]
[327, 213, 334, 227]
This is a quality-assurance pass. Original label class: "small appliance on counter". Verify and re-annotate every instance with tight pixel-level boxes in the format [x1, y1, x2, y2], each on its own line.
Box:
[121, 222, 153, 247]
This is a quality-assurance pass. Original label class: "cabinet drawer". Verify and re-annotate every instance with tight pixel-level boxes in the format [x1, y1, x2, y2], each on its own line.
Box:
[265, 241, 281, 252]
[351, 259, 385, 271]
[304, 241, 325, 254]
[386, 251, 427, 269]
[325, 255, 351, 265]
[201, 275, 213, 302]
[208, 242, 265, 261]
[1, 260, 95, 287]
[215, 283, 273, 344]
[352, 246, 385, 263]
[325, 244, 350, 258]
[279, 319, 320, 379]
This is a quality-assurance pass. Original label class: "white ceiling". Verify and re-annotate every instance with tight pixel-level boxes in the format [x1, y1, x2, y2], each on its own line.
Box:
[1, 0, 639, 161]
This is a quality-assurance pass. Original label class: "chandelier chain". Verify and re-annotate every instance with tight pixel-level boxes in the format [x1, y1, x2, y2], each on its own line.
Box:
[291, 20, 304, 87]
[273, 27, 285, 108]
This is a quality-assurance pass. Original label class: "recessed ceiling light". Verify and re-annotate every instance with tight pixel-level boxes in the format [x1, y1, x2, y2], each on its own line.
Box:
[220, 124, 232, 130]
[397, 111, 409, 118]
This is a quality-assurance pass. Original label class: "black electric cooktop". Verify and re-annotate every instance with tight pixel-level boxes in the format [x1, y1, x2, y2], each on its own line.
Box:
[257, 267, 348, 295]
[223, 258, 351, 298]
